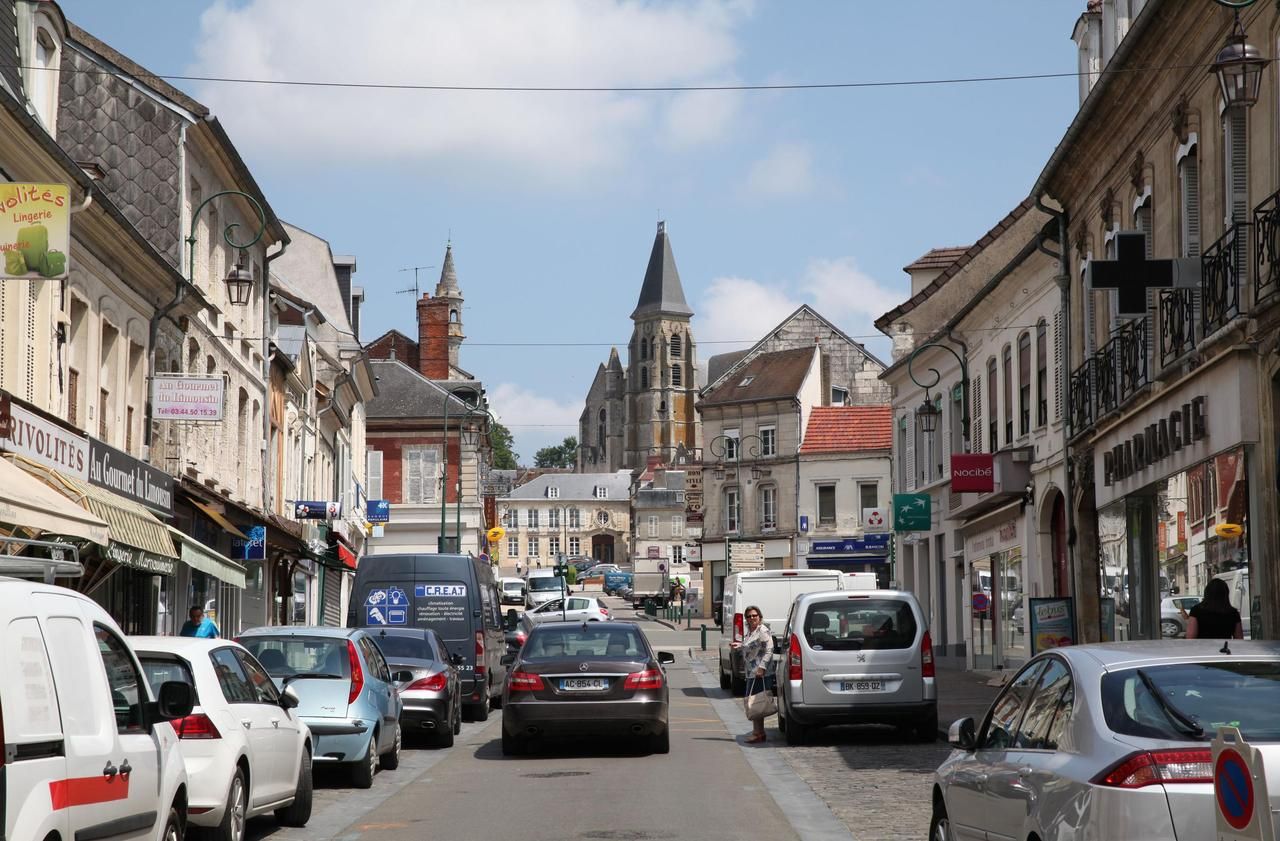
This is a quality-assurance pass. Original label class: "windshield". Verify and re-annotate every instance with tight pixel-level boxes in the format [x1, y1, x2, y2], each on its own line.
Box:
[803, 598, 919, 651]
[372, 634, 435, 662]
[524, 626, 648, 659]
[528, 576, 565, 592]
[502, 581, 524, 593]
[242, 636, 349, 680]
[1101, 661, 1280, 741]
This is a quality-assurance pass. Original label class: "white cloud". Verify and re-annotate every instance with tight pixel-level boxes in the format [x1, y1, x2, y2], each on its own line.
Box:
[191, 0, 749, 180]
[743, 141, 815, 198]
[800, 257, 899, 322]
[696, 276, 801, 346]
[489, 382, 582, 461]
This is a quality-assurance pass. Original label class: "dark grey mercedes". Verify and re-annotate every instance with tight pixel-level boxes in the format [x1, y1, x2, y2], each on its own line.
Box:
[500, 621, 674, 756]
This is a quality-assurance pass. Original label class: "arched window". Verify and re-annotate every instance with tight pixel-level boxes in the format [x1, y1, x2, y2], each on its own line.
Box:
[1036, 320, 1048, 426]
[597, 408, 606, 450]
[640, 339, 648, 361]
[672, 365, 682, 386]
[671, 333, 683, 358]
[31, 22, 60, 132]
[449, 309, 458, 323]
[1002, 344, 1013, 444]
[640, 367, 649, 389]
[986, 357, 998, 453]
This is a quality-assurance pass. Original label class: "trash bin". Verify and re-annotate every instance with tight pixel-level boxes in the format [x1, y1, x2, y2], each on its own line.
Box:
[645, 598, 657, 617]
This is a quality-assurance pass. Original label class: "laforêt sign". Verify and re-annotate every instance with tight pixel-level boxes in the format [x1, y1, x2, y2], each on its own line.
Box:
[1103, 396, 1206, 486]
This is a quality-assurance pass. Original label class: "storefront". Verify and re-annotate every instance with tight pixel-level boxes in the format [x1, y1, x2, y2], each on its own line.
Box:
[962, 507, 1027, 669]
[1091, 353, 1260, 641]
[800, 533, 892, 587]
[701, 536, 795, 615]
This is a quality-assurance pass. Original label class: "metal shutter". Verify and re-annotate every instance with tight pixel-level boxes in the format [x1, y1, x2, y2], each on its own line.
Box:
[1137, 203, 1155, 374]
[905, 416, 916, 490]
[321, 565, 342, 626]
[1053, 309, 1065, 422]
[971, 372, 983, 454]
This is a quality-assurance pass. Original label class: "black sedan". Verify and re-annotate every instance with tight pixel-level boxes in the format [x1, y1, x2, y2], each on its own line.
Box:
[371, 627, 463, 748]
[500, 621, 674, 756]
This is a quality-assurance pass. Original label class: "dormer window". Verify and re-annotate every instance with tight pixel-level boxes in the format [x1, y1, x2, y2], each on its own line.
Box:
[738, 376, 755, 388]
[29, 19, 61, 133]
[547, 486, 560, 499]
[594, 486, 609, 499]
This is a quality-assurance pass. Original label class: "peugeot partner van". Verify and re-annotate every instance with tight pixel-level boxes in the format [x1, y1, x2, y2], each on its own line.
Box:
[348, 554, 507, 720]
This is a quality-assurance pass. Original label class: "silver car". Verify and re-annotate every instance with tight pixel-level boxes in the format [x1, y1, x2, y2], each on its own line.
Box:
[931, 640, 1280, 841]
[1160, 596, 1200, 638]
[523, 595, 612, 625]
[775, 589, 936, 745]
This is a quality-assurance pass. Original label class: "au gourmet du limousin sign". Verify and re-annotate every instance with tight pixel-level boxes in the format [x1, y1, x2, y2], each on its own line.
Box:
[152, 375, 226, 422]
[0, 184, 70, 280]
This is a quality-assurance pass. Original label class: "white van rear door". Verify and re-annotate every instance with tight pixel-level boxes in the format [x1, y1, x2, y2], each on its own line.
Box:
[3, 614, 68, 841]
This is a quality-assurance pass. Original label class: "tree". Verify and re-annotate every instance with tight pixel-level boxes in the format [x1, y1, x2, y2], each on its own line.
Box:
[534, 436, 578, 468]
[488, 421, 519, 470]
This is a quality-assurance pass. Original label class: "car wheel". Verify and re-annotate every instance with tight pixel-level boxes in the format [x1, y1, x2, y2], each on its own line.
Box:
[930, 799, 952, 841]
[1161, 619, 1182, 638]
[453, 698, 463, 735]
[466, 699, 489, 722]
[212, 767, 247, 841]
[435, 715, 456, 748]
[490, 680, 504, 710]
[381, 724, 402, 770]
[719, 665, 731, 691]
[650, 727, 670, 755]
[275, 751, 313, 827]
[161, 806, 183, 841]
[784, 715, 807, 746]
[351, 733, 378, 789]
[501, 728, 525, 756]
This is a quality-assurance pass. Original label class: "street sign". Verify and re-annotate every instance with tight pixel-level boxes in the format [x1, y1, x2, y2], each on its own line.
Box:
[862, 508, 887, 531]
[729, 541, 766, 573]
[971, 593, 990, 612]
[487, 526, 506, 543]
[893, 494, 932, 532]
[1213, 726, 1275, 841]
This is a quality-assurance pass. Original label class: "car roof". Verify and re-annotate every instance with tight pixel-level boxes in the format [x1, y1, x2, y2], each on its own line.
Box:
[238, 625, 362, 639]
[531, 619, 639, 631]
[131, 635, 242, 656]
[795, 588, 918, 603]
[1054, 640, 1280, 669]
[367, 627, 435, 640]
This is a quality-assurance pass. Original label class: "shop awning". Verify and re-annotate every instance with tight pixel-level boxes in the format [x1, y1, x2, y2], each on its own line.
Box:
[167, 526, 247, 589]
[10, 456, 177, 563]
[338, 543, 356, 569]
[191, 499, 250, 540]
[0, 456, 109, 546]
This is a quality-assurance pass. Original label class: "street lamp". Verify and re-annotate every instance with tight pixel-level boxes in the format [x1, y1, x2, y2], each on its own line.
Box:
[907, 339, 970, 450]
[1213, 0, 1268, 109]
[439, 386, 495, 554]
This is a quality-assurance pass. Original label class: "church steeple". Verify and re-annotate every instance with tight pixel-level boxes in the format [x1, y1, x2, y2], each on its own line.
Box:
[631, 221, 693, 321]
[435, 243, 464, 374]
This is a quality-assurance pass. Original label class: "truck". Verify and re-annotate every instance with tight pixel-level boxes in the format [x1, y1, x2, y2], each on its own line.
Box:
[631, 556, 670, 609]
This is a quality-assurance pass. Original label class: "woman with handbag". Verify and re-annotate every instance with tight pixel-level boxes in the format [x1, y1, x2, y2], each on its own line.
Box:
[732, 605, 776, 743]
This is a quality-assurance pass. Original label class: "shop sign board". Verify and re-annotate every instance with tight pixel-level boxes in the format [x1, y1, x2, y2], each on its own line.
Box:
[0, 184, 70, 279]
[294, 500, 340, 520]
[152, 375, 225, 422]
[232, 525, 266, 561]
[1102, 396, 1207, 486]
[105, 540, 176, 576]
[1, 396, 89, 478]
[810, 533, 892, 555]
[366, 499, 390, 523]
[893, 493, 931, 532]
[966, 519, 1019, 558]
[88, 437, 174, 517]
[1028, 597, 1076, 654]
[951, 454, 995, 493]
[728, 540, 765, 573]
[862, 507, 888, 531]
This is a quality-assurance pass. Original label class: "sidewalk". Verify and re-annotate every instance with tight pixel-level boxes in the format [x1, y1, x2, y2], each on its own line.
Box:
[935, 663, 1005, 733]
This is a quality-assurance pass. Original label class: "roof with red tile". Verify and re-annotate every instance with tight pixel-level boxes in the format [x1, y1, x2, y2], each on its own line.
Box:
[799, 406, 894, 454]
[903, 246, 969, 273]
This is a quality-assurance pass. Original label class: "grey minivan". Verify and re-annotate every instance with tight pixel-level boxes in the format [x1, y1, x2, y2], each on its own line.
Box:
[774, 589, 936, 745]
[348, 553, 508, 721]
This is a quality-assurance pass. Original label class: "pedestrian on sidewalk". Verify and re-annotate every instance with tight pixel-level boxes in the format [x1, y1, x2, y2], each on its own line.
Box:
[732, 604, 774, 743]
[1186, 578, 1244, 640]
[516, 560, 522, 576]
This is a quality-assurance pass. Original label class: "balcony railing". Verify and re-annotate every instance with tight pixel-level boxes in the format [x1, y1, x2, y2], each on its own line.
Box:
[1115, 319, 1149, 403]
[1068, 359, 1093, 437]
[1255, 189, 1280, 306]
[1093, 335, 1118, 418]
[1202, 222, 1247, 336]
[1158, 288, 1196, 369]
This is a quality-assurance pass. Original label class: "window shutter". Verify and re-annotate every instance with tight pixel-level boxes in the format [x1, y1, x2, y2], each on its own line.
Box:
[905, 417, 916, 490]
[404, 448, 422, 503]
[971, 372, 983, 454]
[1181, 151, 1202, 341]
[1053, 309, 1065, 422]
[1137, 203, 1155, 373]
[1226, 109, 1248, 226]
[368, 450, 383, 500]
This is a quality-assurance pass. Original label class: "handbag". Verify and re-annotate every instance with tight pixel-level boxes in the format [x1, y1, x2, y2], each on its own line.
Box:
[743, 674, 778, 719]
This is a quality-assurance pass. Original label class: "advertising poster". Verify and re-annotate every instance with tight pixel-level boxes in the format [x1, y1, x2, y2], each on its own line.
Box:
[1029, 597, 1076, 654]
[0, 184, 70, 279]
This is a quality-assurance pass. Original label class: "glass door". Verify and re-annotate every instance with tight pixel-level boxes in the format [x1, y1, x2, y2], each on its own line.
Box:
[970, 555, 997, 670]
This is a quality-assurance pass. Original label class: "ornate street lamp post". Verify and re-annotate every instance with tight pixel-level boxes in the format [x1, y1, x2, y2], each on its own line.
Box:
[906, 340, 970, 450]
[709, 432, 763, 570]
[1212, 0, 1269, 109]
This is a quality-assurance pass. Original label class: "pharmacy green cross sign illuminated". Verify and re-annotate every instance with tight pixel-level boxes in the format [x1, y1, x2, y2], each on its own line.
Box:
[893, 493, 931, 532]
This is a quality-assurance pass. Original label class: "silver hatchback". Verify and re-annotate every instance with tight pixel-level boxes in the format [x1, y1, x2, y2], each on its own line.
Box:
[931, 641, 1280, 841]
[774, 589, 936, 745]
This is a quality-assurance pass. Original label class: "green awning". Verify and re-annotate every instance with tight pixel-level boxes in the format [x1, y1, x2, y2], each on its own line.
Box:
[167, 526, 247, 589]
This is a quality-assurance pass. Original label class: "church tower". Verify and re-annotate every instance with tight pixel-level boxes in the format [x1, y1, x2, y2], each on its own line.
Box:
[624, 221, 699, 470]
[435, 243, 465, 377]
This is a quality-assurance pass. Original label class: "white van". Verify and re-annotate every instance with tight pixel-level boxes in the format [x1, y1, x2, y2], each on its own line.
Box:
[718, 569, 855, 693]
[1, 575, 195, 841]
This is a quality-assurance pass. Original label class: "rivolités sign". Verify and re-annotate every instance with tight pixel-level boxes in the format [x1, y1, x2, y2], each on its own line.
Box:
[88, 437, 174, 517]
[0, 184, 70, 280]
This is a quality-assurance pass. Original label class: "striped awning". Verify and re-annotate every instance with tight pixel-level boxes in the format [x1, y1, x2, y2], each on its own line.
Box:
[9, 456, 178, 562]
[167, 526, 247, 589]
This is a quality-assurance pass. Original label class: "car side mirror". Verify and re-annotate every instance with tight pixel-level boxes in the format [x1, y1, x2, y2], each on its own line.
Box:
[392, 670, 414, 684]
[500, 653, 517, 667]
[657, 651, 676, 665]
[279, 686, 301, 710]
[156, 680, 194, 721]
[948, 717, 977, 751]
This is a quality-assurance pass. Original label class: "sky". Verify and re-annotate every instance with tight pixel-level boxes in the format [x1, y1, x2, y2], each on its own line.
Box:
[59, 0, 1084, 464]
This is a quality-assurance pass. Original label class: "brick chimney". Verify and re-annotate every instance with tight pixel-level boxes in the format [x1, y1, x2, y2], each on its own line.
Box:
[418, 294, 451, 379]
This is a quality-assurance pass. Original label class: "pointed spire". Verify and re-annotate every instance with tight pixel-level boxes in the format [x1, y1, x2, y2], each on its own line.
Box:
[436, 243, 460, 297]
[607, 347, 623, 370]
[631, 220, 693, 320]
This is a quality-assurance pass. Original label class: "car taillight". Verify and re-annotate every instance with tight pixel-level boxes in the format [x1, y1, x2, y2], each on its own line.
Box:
[733, 613, 744, 642]
[509, 670, 544, 692]
[515, 631, 527, 646]
[1094, 749, 1213, 788]
[788, 633, 802, 681]
[174, 713, 221, 740]
[347, 640, 364, 705]
[601, 606, 610, 616]
[407, 672, 449, 692]
[475, 631, 486, 678]
[624, 668, 664, 690]
[921, 630, 935, 678]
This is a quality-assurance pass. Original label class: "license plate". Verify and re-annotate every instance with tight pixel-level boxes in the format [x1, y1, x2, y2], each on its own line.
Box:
[841, 680, 885, 692]
[560, 678, 608, 691]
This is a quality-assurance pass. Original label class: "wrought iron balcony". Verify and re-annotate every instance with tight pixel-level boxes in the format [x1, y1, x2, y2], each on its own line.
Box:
[1093, 335, 1119, 418]
[1114, 318, 1149, 403]
[1255, 189, 1280, 306]
[1068, 359, 1093, 437]
[1202, 222, 1247, 336]
[1157, 288, 1196, 369]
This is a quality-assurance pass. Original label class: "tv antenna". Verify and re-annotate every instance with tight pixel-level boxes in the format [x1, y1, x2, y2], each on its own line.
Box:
[397, 265, 434, 299]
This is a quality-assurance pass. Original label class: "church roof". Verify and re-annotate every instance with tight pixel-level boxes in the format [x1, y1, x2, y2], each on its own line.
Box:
[436, 243, 460, 297]
[631, 221, 693, 320]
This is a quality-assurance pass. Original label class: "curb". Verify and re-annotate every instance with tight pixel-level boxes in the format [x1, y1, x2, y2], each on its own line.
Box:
[634, 612, 681, 631]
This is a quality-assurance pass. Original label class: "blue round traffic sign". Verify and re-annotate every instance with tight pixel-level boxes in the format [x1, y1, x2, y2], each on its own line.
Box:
[971, 593, 990, 612]
[1216, 748, 1255, 831]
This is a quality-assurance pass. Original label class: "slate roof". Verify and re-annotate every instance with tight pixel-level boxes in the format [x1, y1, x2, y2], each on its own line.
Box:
[700, 346, 817, 408]
[436, 244, 460, 296]
[631, 221, 692, 320]
[799, 406, 893, 454]
[707, 349, 750, 387]
[272, 221, 356, 342]
[366, 360, 475, 420]
[505, 471, 632, 502]
[903, 247, 969, 273]
[0, 2, 22, 100]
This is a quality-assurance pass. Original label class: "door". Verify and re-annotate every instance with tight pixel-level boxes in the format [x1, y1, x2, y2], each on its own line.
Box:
[565, 597, 595, 622]
[3, 616, 68, 841]
[479, 580, 507, 690]
[358, 637, 398, 751]
[945, 660, 1045, 841]
[208, 646, 279, 803]
[236, 648, 300, 802]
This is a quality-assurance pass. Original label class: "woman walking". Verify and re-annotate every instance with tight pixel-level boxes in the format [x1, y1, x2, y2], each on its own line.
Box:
[732, 605, 775, 743]
[1186, 578, 1244, 640]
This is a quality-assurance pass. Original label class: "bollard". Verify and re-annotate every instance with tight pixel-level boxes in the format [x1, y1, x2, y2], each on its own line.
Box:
[700, 624, 707, 651]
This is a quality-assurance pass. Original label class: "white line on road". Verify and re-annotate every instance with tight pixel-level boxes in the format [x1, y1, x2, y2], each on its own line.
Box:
[689, 658, 857, 841]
